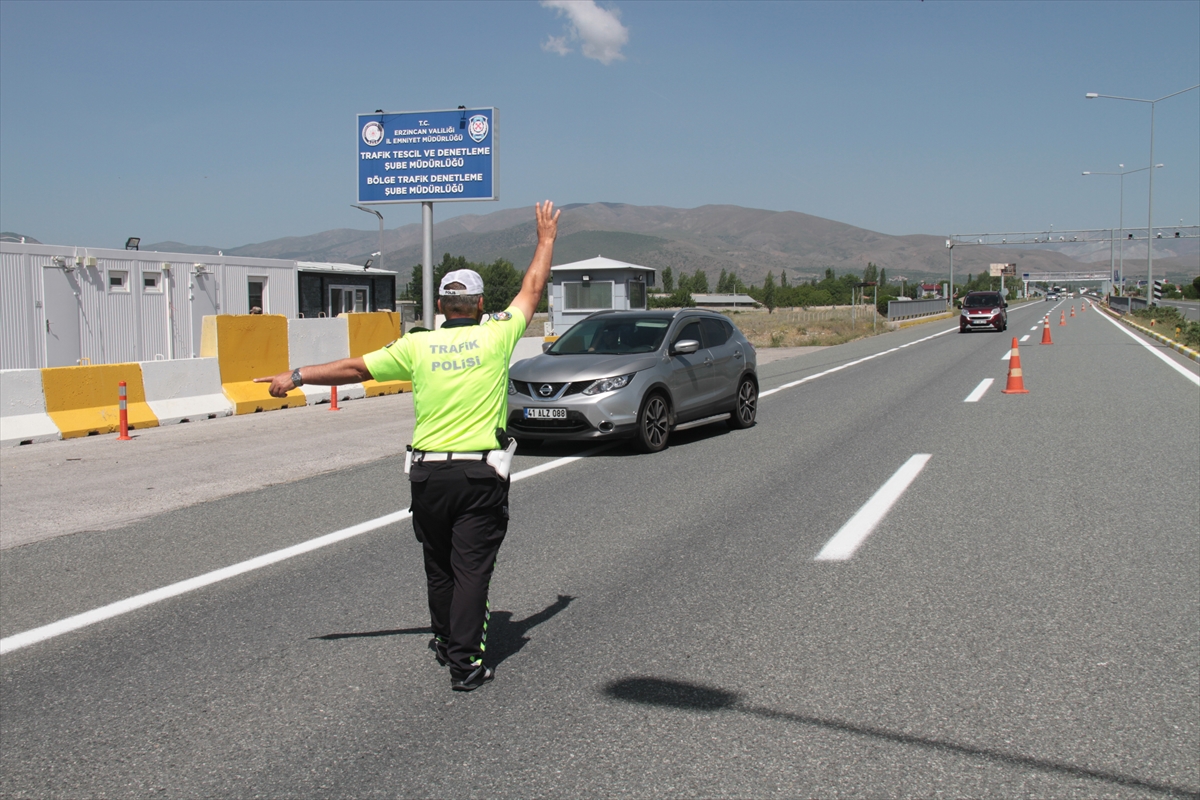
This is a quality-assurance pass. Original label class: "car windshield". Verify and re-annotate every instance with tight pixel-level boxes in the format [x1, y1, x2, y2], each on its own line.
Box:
[964, 295, 1000, 308]
[549, 317, 671, 355]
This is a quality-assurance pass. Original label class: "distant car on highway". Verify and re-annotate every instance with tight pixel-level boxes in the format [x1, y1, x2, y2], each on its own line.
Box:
[1046, 292, 1058, 301]
[959, 291, 1008, 333]
[507, 309, 758, 452]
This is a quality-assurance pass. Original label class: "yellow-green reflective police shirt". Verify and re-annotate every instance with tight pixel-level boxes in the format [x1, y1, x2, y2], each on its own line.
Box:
[363, 308, 526, 452]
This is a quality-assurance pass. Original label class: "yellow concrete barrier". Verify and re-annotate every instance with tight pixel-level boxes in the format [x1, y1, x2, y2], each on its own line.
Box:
[41, 363, 159, 439]
[347, 311, 412, 397]
[201, 315, 302, 414]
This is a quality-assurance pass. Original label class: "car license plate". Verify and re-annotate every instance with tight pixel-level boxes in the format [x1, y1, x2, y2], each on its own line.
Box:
[525, 407, 567, 420]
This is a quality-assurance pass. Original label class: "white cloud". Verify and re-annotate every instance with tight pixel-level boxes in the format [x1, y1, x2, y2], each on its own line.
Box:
[540, 0, 629, 65]
[542, 34, 573, 57]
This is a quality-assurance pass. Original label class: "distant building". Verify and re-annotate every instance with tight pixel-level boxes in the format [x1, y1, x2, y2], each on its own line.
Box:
[919, 283, 943, 299]
[690, 293, 760, 308]
[0, 241, 395, 369]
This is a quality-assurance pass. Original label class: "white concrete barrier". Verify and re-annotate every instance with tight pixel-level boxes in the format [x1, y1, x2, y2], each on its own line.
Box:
[288, 317, 364, 405]
[511, 337, 546, 365]
[0, 369, 62, 447]
[140, 358, 234, 424]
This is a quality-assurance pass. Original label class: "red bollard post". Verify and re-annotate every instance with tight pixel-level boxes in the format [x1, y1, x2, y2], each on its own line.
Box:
[329, 385, 340, 411]
[117, 381, 132, 440]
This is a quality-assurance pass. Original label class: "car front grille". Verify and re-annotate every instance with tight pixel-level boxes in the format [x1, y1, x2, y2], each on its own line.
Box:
[512, 380, 593, 399]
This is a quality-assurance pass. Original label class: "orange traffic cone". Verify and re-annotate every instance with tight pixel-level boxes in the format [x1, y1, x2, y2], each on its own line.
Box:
[1002, 337, 1029, 394]
[1041, 316, 1053, 344]
[1070, 306, 1076, 317]
[1059, 310, 1066, 326]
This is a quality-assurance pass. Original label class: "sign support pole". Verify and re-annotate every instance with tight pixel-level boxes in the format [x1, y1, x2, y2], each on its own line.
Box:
[422, 201, 434, 329]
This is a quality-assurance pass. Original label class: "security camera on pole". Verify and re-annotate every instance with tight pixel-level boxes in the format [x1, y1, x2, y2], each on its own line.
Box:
[357, 107, 498, 329]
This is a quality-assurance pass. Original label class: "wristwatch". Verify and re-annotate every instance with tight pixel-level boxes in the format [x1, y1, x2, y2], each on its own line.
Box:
[291, 368, 304, 387]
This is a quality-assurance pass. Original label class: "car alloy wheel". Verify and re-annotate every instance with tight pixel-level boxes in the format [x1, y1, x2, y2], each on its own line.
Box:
[728, 377, 757, 429]
[636, 393, 670, 453]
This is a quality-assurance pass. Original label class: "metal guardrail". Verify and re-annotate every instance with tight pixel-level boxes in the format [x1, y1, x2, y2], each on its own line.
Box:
[1107, 296, 1147, 313]
[887, 298, 948, 321]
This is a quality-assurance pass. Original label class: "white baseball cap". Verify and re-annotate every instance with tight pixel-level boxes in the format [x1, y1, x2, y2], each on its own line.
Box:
[439, 269, 484, 296]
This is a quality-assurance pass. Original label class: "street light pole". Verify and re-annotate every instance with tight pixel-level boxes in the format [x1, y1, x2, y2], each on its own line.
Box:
[1082, 164, 1162, 296]
[1086, 85, 1199, 305]
[351, 204, 385, 273]
[945, 239, 953, 307]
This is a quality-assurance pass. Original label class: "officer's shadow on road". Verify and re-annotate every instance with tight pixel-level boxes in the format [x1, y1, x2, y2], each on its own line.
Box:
[311, 594, 575, 668]
[603, 677, 1194, 798]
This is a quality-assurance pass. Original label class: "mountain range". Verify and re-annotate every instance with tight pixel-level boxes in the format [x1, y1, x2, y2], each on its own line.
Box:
[15, 203, 1200, 285]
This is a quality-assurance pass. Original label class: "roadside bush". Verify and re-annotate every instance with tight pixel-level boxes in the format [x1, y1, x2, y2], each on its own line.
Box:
[1131, 306, 1200, 348]
[649, 288, 694, 309]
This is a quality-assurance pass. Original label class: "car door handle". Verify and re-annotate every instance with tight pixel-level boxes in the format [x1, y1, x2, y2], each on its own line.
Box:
[733, 350, 742, 359]
[704, 357, 713, 367]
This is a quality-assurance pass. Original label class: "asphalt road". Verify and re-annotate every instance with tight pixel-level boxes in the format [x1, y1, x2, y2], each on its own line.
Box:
[2, 300, 1198, 798]
[1157, 298, 1200, 322]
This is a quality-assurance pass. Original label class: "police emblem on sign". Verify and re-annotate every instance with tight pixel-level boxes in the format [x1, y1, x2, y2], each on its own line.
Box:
[362, 121, 385, 147]
[468, 114, 489, 143]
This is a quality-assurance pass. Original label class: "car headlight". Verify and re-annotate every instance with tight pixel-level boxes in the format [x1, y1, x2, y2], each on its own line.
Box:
[581, 373, 635, 396]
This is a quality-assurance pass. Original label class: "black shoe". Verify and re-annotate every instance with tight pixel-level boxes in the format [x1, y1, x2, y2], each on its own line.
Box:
[450, 664, 494, 692]
[429, 637, 449, 667]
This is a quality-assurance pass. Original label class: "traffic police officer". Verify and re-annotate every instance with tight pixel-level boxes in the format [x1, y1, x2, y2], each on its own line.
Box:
[257, 201, 560, 691]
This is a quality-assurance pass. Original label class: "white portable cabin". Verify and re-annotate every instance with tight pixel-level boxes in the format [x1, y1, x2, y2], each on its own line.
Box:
[0, 242, 395, 369]
[549, 256, 656, 335]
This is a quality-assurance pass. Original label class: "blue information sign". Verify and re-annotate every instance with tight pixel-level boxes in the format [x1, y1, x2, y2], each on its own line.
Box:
[357, 108, 496, 204]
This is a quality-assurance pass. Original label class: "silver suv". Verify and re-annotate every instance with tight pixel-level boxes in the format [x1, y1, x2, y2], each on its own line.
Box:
[507, 309, 758, 452]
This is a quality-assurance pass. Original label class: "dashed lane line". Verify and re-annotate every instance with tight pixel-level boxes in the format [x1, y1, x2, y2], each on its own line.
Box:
[815, 454, 932, 561]
[964, 379, 994, 403]
[1, 319, 1027, 655]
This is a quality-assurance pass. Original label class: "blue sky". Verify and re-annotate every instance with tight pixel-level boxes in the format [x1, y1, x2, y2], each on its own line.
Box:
[2, 0, 1197, 249]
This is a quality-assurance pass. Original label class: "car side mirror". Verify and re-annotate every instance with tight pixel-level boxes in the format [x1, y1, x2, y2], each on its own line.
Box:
[671, 339, 700, 355]
[542, 341, 553, 353]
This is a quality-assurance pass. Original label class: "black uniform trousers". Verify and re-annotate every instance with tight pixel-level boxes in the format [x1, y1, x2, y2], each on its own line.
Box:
[409, 459, 510, 677]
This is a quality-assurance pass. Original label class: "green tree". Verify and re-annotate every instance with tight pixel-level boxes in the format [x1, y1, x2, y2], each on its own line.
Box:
[762, 271, 777, 314]
[863, 262, 879, 284]
[780, 271, 789, 288]
[677, 271, 693, 294]
[478, 258, 523, 314]
[661, 267, 674, 293]
[717, 268, 730, 293]
[692, 268, 710, 293]
[879, 267, 887, 287]
[409, 253, 464, 318]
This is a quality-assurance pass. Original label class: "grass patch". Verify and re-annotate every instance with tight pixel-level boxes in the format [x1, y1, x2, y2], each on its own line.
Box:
[725, 307, 888, 348]
[1129, 306, 1200, 348]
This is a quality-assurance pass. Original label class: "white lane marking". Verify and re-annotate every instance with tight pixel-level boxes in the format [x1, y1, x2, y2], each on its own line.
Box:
[1031, 326, 1039, 331]
[964, 378, 994, 402]
[760, 327, 957, 398]
[1001, 351, 1012, 361]
[0, 314, 1037, 655]
[1095, 309, 1200, 386]
[0, 448, 607, 656]
[815, 454, 932, 561]
[1020, 334, 1030, 342]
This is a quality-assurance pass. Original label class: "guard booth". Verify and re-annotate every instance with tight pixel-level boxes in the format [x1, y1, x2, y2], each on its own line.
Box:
[549, 256, 656, 335]
[296, 262, 397, 319]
